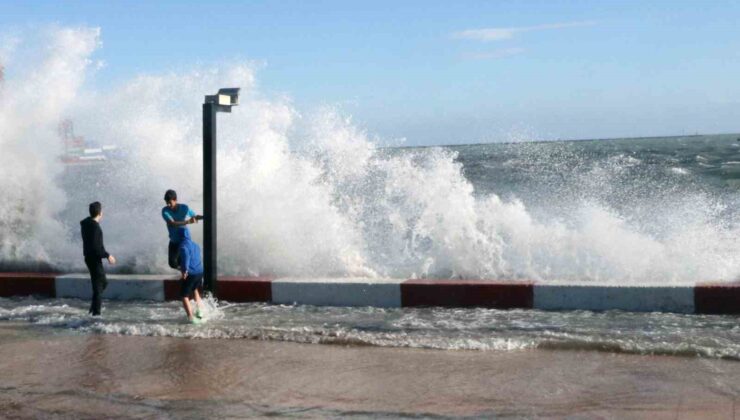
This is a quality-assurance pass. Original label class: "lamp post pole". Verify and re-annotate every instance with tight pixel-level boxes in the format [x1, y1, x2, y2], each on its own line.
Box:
[203, 102, 218, 294]
[202, 88, 239, 295]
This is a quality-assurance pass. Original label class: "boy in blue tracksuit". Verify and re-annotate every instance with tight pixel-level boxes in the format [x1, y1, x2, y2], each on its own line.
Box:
[162, 189, 203, 270]
[176, 227, 205, 324]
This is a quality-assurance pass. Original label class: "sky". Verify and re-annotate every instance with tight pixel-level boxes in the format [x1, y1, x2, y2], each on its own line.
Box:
[2, 0, 740, 146]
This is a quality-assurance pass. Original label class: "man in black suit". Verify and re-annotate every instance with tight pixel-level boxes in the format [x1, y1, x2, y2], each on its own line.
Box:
[80, 201, 116, 316]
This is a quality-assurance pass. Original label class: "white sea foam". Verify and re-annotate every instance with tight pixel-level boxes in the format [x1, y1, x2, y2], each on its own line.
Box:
[4, 297, 740, 358]
[0, 27, 738, 283]
[0, 27, 100, 268]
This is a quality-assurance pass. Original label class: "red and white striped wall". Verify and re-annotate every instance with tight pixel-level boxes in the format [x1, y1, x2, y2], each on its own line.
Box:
[1, 273, 739, 314]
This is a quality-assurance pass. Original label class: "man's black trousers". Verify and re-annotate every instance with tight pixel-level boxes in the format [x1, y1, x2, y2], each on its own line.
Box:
[85, 257, 108, 316]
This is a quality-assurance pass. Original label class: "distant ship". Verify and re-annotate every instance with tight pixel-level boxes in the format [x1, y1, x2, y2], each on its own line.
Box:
[58, 119, 122, 165]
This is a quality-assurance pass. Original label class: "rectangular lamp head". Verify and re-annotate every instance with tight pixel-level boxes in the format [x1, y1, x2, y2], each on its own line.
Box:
[217, 87, 240, 106]
[217, 94, 232, 106]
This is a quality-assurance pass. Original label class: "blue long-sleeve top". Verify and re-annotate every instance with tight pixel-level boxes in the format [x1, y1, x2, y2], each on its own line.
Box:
[177, 228, 204, 276]
[162, 203, 196, 243]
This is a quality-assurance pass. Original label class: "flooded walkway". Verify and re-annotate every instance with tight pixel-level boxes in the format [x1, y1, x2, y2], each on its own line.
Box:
[1, 323, 740, 418]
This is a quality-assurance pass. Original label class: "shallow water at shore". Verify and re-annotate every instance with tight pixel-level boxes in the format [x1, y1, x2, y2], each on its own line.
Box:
[3, 296, 740, 360]
[2, 322, 740, 418]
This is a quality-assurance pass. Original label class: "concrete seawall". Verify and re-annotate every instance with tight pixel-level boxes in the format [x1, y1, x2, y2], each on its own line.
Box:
[1, 273, 738, 314]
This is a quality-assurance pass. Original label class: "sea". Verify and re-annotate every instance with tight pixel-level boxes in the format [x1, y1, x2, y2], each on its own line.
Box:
[3, 133, 740, 359]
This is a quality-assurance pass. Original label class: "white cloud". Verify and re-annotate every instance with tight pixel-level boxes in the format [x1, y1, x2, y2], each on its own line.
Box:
[461, 47, 525, 60]
[452, 21, 596, 42]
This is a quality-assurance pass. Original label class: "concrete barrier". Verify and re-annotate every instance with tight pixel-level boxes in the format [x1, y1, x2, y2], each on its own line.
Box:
[695, 281, 740, 314]
[0, 273, 57, 297]
[272, 277, 402, 308]
[0, 273, 738, 314]
[214, 276, 274, 303]
[533, 283, 696, 313]
[56, 274, 170, 301]
[402, 279, 533, 308]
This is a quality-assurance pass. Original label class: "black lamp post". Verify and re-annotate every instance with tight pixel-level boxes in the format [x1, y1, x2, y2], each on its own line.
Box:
[203, 88, 240, 293]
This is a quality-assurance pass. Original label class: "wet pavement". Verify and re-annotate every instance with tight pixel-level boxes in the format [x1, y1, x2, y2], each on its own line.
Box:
[1, 323, 740, 418]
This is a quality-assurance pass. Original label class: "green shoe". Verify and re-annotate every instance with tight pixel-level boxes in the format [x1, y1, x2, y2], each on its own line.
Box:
[195, 309, 203, 319]
[189, 317, 203, 325]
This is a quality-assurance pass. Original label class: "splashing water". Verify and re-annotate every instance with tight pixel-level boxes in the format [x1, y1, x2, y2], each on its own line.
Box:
[0, 27, 738, 283]
[4, 296, 740, 360]
[0, 27, 100, 269]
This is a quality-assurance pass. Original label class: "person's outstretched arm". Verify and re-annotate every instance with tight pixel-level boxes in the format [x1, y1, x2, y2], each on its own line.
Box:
[187, 207, 203, 222]
[162, 207, 198, 227]
[167, 219, 196, 227]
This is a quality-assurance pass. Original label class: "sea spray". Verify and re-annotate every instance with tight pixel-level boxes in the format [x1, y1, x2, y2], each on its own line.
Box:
[0, 26, 738, 283]
[0, 27, 100, 269]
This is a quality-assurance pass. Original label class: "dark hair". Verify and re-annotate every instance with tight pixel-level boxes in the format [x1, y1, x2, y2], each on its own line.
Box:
[89, 201, 102, 218]
[164, 189, 177, 202]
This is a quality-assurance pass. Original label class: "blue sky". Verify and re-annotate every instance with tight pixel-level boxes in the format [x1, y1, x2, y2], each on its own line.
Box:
[2, 0, 740, 145]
